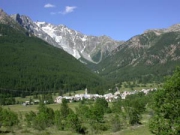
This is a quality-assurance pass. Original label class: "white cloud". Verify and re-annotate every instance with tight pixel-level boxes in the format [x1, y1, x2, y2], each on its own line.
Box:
[60, 6, 77, 15]
[65, 6, 77, 13]
[44, 3, 55, 8]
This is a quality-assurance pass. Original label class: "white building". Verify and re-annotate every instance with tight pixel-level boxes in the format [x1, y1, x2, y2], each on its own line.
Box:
[54, 96, 63, 103]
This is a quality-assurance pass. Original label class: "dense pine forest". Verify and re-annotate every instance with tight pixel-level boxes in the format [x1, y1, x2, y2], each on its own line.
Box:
[0, 24, 106, 98]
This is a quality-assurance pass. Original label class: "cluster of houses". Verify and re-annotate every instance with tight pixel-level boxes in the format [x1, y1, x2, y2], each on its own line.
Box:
[54, 88, 157, 103]
[22, 99, 40, 106]
[22, 88, 157, 105]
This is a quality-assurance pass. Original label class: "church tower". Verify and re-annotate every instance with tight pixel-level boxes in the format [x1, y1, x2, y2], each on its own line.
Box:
[85, 88, 88, 95]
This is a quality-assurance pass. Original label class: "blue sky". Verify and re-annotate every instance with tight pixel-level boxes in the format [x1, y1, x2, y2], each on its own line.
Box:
[0, 0, 180, 40]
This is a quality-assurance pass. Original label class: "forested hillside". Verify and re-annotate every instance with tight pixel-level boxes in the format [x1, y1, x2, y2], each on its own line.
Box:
[0, 24, 104, 97]
[96, 30, 180, 83]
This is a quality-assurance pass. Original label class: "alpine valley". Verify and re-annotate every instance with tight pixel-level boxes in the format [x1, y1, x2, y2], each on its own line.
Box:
[1, 8, 180, 94]
[10, 13, 123, 64]
[0, 9, 106, 96]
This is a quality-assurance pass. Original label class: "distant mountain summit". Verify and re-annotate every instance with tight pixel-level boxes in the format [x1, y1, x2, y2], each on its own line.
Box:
[1, 8, 180, 83]
[10, 14, 61, 48]
[35, 21, 123, 63]
[144, 24, 180, 35]
[0, 9, 24, 31]
[0, 9, 124, 64]
[0, 13, 104, 95]
[0, 9, 11, 24]
[10, 13, 123, 63]
[96, 24, 180, 82]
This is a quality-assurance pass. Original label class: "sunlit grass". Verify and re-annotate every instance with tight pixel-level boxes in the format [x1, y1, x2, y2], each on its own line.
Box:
[120, 82, 162, 92]
[2, 102, 80, 114]
[116, 124, 152, 135]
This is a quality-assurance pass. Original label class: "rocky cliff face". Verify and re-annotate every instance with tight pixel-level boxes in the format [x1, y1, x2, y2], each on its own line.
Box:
[0, 9, 11, 24]
[10, 14, 123, 63]
[0, 9, 24, 32]
[35, 21, 123, 63]
[2, 8, 180, 83]
[11, 14, 61, 48]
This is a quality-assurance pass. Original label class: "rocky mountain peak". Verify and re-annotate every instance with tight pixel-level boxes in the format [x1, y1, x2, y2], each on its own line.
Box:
[1, 9, 123, 63]
[144, 23, 180, 36]
[35, 21, 123, 63]
[58, 24, 67, 28]
[0, 8, 3, 12]
[36, 21, 50, 27]
[0, 10, 24, 32]
[0, 8, 10, 23]
[11, 14, 22, 25]
[167, 23, 180, 32]
[11, 14, 60, 48]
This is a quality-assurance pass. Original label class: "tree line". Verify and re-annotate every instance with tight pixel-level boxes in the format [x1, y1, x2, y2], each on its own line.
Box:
[1, 68, 179, 134]
[0, 24, 106, 97]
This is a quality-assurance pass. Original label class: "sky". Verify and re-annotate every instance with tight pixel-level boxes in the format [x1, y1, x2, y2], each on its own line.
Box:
[0, 0, 180, 41]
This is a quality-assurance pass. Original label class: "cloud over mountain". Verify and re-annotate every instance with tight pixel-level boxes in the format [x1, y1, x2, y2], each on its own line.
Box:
[60, 6, 77, 15]
[44, 3, 55, 8]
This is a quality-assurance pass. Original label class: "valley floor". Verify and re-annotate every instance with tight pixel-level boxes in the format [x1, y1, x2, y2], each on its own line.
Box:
[0, 123, 152, 135]
[1, 102, 153, 135]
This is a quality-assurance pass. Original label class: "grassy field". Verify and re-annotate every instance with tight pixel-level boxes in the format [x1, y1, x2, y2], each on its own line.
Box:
[1, 102, 153, 135]
[120, 82, 162, 92]
[0, 125, 152, 135]
[1, 88, 155, 135]
[109, 124, 152, 135]
[3, 102, 80, 114]
[0, 127, 80, 135]
[14, 90, 86, 103]
[1, 102, 82, 135]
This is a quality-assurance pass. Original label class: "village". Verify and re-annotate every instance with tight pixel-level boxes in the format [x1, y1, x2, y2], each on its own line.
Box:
[54, 88, 157, 104]
[22, 88, 157, 106]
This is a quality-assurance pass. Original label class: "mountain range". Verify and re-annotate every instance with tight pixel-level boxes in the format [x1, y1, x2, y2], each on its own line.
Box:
[96, 24, 180, 83]
[1, 8, 180, 88]
[10, 13, 123, 64]
[0, 9, 106, 96]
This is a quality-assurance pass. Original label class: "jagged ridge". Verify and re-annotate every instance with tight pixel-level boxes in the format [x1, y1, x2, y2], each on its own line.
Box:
[10, 13, 123, 63]
[96, 26, 180, 82]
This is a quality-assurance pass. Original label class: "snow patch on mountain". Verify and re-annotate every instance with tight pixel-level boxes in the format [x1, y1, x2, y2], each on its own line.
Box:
[11, 13, 122, 63]
[35, 22, 82, 59]
[81, 36, 87, 42]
